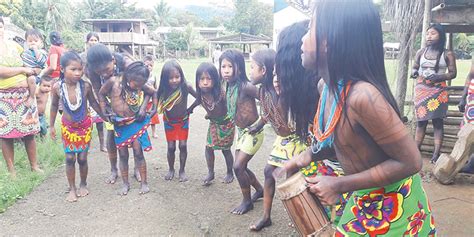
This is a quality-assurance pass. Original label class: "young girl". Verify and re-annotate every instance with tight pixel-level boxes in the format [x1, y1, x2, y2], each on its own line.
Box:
[220, 49, 264, 215]
[195, 62, 235, 186]
[144, 55, 160, 138]
[157, 60, 197, 182]
[99, 61, 156, 195]
[49, 51, 105, 202]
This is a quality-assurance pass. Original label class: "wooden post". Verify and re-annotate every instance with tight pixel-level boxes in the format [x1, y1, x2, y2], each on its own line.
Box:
[421, 0, 432, 48]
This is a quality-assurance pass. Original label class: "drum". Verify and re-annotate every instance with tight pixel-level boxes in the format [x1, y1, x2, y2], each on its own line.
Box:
[276, 172, 334, 236]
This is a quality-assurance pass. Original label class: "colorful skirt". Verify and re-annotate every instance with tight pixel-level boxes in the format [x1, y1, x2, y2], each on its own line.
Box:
[61, 115, 92, 153]
[335, 174, 436, 236]
[163, 114, 189, 142]
[0, 87, 40, 138]
[414, 80, 448, 121]
[207, 114, 235, 150]
[114, 116, 152, 152]
[268, 134, 307, 167]
[463, 94, 474, 126]
[236, 120, 264, 156]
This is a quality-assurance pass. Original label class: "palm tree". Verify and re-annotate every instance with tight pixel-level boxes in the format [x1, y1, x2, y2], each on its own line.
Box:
[154, 0, 171, 27]
[43, 0, 71, 32]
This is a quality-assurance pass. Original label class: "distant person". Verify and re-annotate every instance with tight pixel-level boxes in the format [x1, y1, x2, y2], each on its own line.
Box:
[212, 45, 222, 69]
[411, 23, 457, 163]
[35, 75, 53, 137]
[44, 31, 66, 82]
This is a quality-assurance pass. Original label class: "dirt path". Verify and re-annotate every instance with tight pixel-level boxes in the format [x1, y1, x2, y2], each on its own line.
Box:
[0, 107, 473, 235]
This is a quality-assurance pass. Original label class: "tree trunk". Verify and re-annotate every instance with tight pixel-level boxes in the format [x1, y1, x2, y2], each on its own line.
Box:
[395, 32, 411, 115]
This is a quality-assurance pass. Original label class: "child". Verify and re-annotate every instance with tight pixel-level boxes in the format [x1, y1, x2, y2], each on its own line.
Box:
[220, 49, 264, 215]
[21, 28, 47, 107]
[99, 61, 157, 195]
[49, 51, 105, 202]
[285, 0, 436, 236]
[144, 55, 160, 138]
[36, 75, 53, 137]
[157, 59, 197, 182]
[195, 62, 235, 186]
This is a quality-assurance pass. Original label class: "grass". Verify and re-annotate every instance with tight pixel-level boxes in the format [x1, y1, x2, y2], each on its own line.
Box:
[0, 136, 64, 213]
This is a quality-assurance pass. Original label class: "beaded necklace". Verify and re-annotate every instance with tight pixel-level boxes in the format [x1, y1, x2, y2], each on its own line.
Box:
[60, 79, 87, 122]
[122, 87, 143, 113]
[158, 88, 182, 113]
[312, 81, 351, 153]
[201, 90, 223, 112]
[226, 83, 239, 119]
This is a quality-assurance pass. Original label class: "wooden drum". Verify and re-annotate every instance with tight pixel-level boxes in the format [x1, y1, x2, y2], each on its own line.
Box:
[276, 172, 334, 236]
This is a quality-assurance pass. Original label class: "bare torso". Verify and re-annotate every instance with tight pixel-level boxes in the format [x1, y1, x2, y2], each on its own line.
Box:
[201, 91, 227, 119]
[234, 82, 259, 128]
[35, 91, 49, 115]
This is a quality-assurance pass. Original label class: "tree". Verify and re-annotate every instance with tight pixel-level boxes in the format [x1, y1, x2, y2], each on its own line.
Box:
[154, 0, 171, 27]
[183, 23, 196, 57]
[43, 0, 71, 32]
[227, 0, 272, 36]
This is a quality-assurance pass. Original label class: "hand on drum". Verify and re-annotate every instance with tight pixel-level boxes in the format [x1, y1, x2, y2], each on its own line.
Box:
[305, 176, 340, 206]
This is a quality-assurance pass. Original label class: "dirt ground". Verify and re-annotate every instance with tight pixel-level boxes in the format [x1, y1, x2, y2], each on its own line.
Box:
[0, 106, 473, 236]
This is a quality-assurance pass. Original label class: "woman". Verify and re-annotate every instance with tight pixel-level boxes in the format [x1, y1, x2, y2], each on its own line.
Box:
[412, 24, 457, 163]
[81, 32, 106, 152]
[0, 16, 41, 176]
[44, 31, 66, 81]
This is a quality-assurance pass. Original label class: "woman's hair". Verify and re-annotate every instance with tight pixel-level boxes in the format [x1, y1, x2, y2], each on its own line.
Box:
[195, 62, 221, 101]
[121, 61, 150, 95]
[86, 32, 100, 42]
[49, 31, 63, 46]
[427, 23, 447, 73]
[219, 49, 249, 90]
[60, 50, 83, 80]
[251, 49, 276, 91]
[25, 28, 42, 40]
[276, 20, 318, 139]
[157, 59, 188, 100]
[312, 0, 400, 119]
[86, 43, 113, 71]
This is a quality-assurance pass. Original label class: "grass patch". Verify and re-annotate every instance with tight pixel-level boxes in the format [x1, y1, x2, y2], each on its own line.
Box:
[0, 136, 64, 213]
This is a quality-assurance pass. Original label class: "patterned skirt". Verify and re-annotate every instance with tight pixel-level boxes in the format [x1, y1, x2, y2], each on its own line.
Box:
[414, 80, 448, 121]
[0, 87, 40, 138]
[61, 115, 92, 153]
[207, 114, 235, 150]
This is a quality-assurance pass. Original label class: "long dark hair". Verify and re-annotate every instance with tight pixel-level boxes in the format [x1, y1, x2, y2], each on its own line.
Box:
[157, 59, 188, 101]
[219, 49, 249, 91]
[277, 20, 318, 139]
[86, 32, 100, 42]
[427, 23, 446, 73]
[49, 31, 63, 46]
[251, 49, 276, 92]
[60, 50, 83, 81]
[195, 62, 221, 101]
[86, 43, 126, 76]
[313, 0, 400, 119]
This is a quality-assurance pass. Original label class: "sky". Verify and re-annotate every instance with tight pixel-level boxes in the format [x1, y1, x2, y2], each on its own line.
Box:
[131, 0, 274, 9]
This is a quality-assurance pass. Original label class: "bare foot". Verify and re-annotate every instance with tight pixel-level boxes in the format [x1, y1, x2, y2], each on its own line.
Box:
[203, 172, 215, 186]
[222, 173, 234, 184]
[179, 171, 188, 182]
[100, 146, 108, 153]
[165, 169, 175, 180]
[31, 167, 44, 174]
[231, 201, 254, 215]
[105, 171, 118, 184]
[249, 218, 272, 231]
[430, 154, 440, 164]
[251, 189, 264, 202]
[78, 185, 89, 197]
[139, 183, 150, 195]
[134, 168, 142, 183]
[66, 190, 78, 202]
[119, 183, 130, 196]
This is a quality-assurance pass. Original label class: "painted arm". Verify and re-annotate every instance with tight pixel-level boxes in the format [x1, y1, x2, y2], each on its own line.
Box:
[410, 49, 423, 79]
[98, 79, 114, 122]
[243, 82, 259, 100]
[49, 84, 60, 140]
[86, 81, 107, 121]
[186, 83, 199, 114]
[426, 50, 457, 82]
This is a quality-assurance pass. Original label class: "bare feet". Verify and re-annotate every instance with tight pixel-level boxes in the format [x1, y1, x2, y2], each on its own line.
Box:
[78, 185, 89, 197]
[231, 201, 254, 215]
[430, 153, 440, 164]
[179, 170, 188, 182]
[66, 189, 78, 202]
[203, 172, 215, 186]
[31, 167, 44, 174]
[134, 167, 142, 182]
[249, 218, 272, 231]
[100, 146, 108, 153]
[165, 169, 175, 180]
[105, 171, 118, 184]
[251, 189, 264, 202]
[119, 183, 130, 196]
[222, 173, 234, 184]
[139, 183, 150, 195]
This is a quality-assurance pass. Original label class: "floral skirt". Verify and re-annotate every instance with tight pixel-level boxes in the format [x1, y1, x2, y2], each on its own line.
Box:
[0, 88, 40, 138]
[415, 80, 448, 121]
